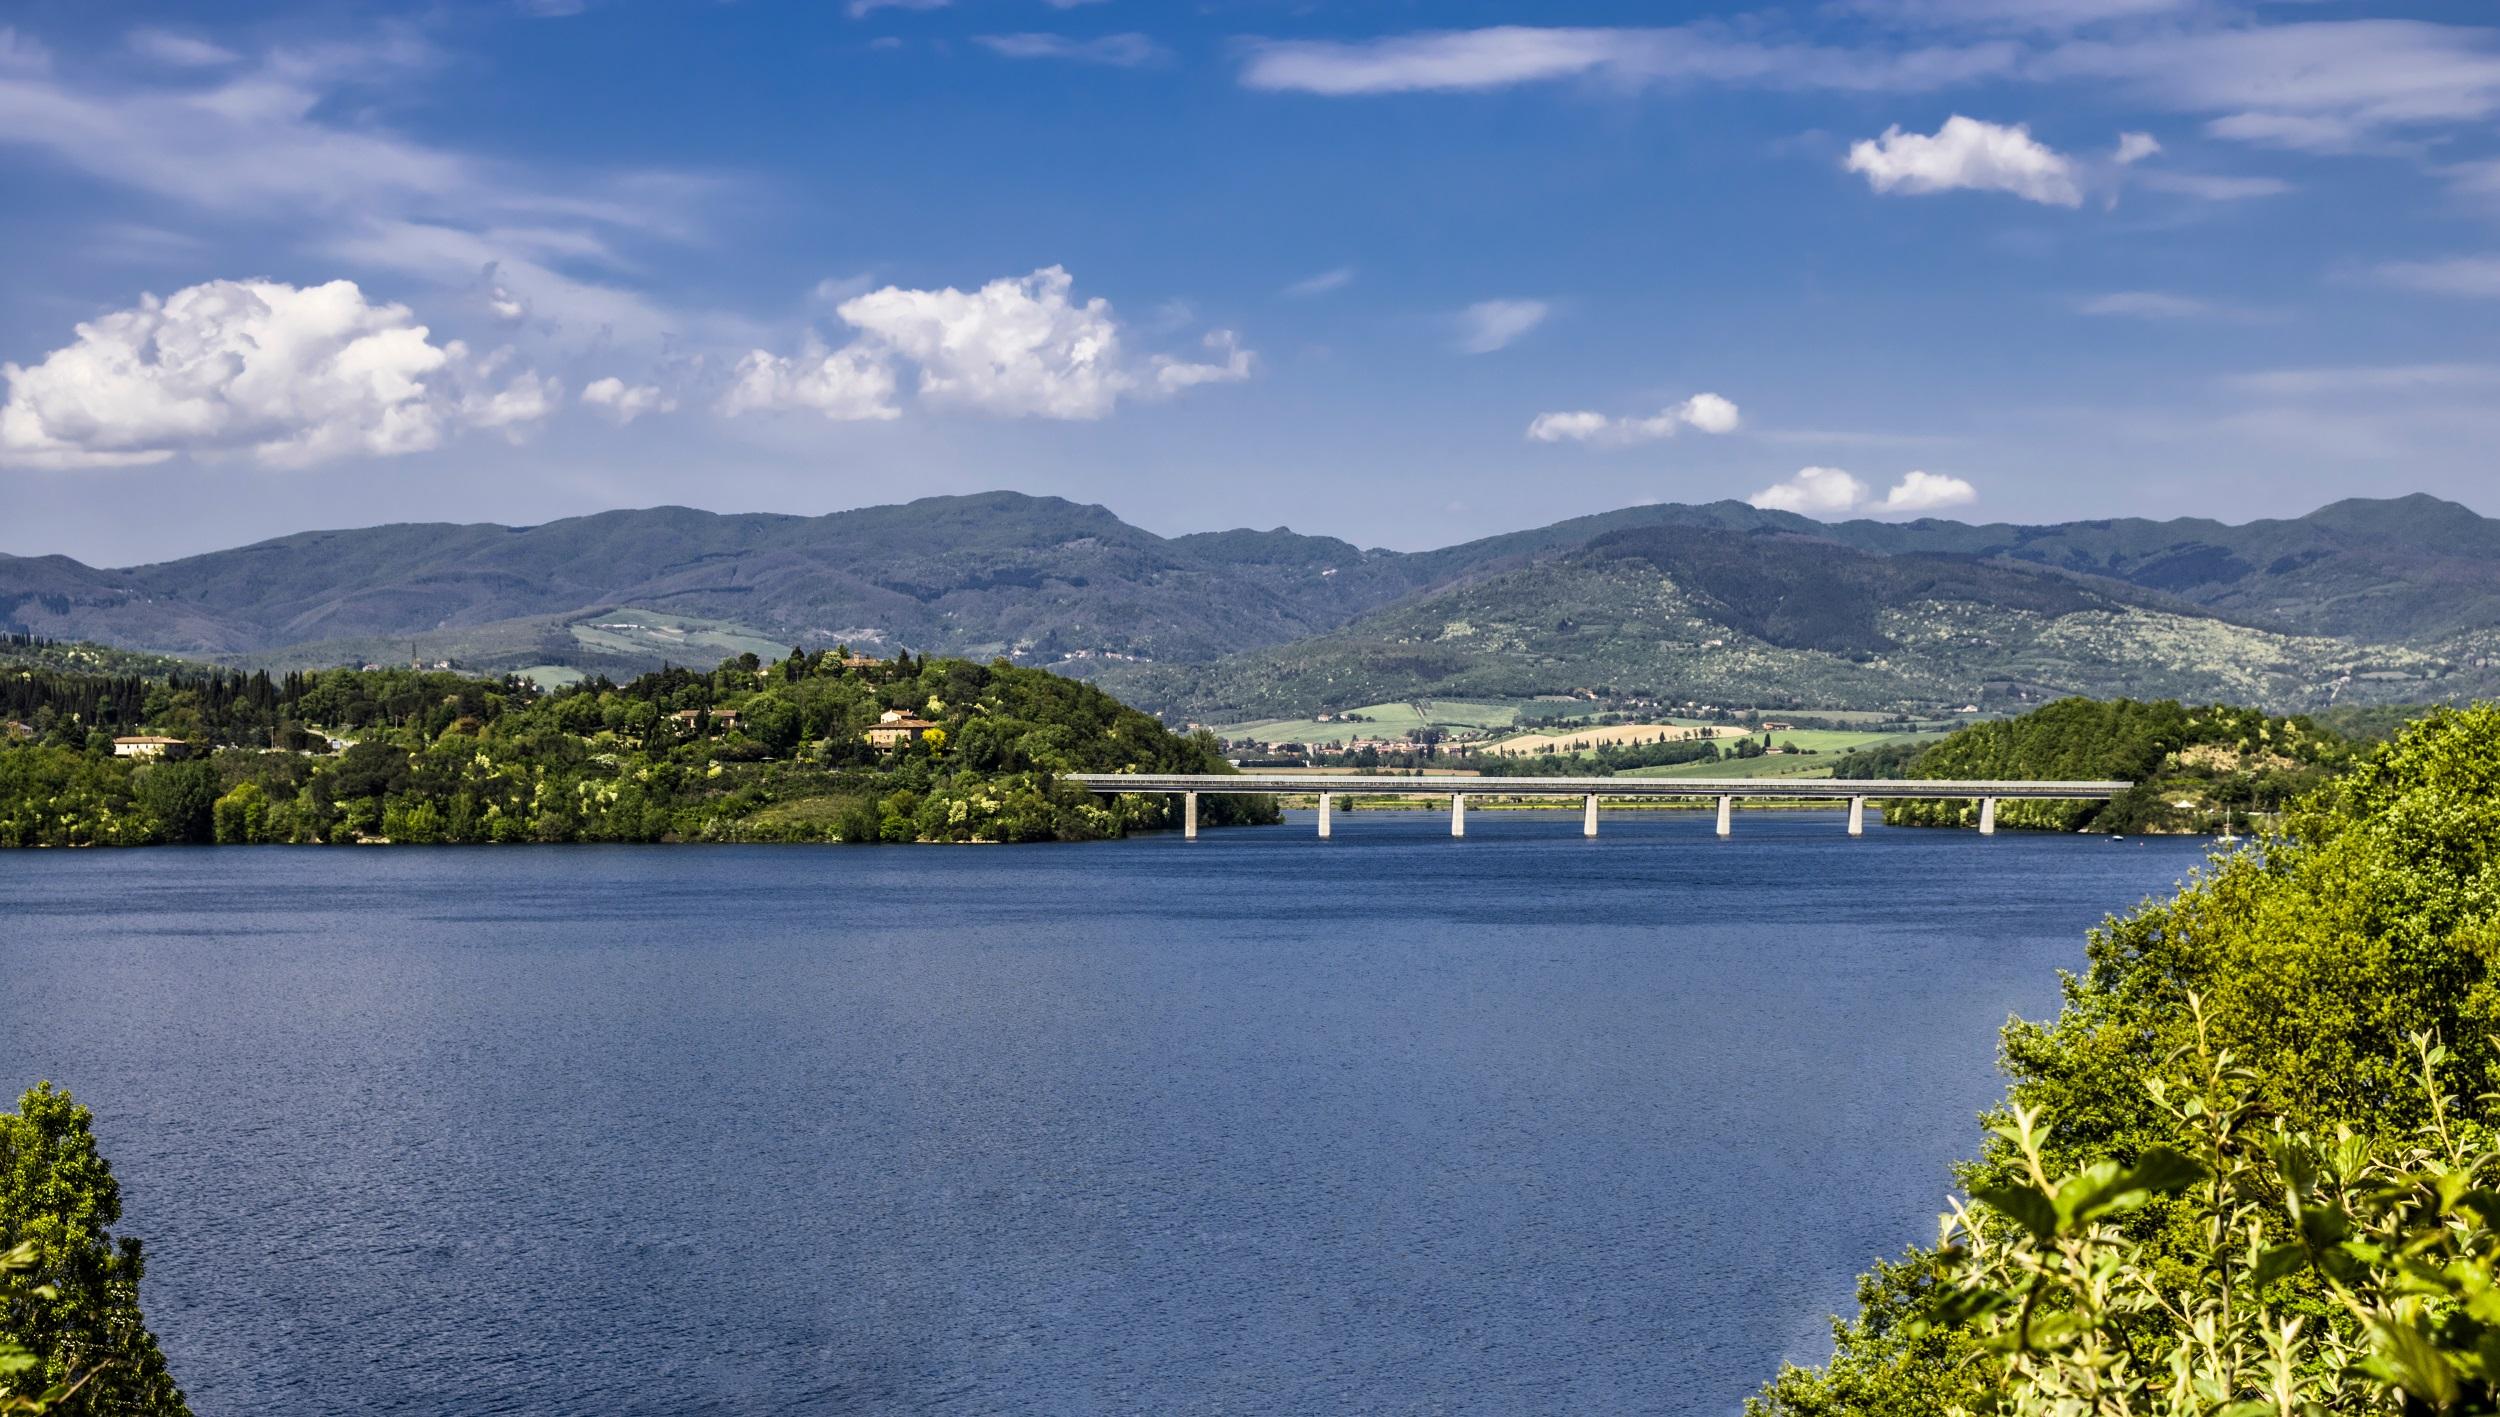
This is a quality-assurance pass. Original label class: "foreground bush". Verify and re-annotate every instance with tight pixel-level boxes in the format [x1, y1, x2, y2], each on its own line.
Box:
[0, 1086, 186, 1415]
[1754, 705, 2500, 1414]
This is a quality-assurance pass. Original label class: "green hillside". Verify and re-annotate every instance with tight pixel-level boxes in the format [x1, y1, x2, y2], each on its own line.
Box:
[0, 649, 1270, 847]
[1833, 696, 2355, 834]
[1090, 529, 2489, 719]
[10, 494, 2500, 721]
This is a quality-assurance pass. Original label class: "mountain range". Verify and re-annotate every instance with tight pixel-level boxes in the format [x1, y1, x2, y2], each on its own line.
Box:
[5, 491, 2495, 718]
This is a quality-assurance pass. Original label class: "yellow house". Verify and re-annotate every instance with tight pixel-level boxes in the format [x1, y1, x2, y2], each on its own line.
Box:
[865, 709, 936, 748]
[112, 735, 194, 760]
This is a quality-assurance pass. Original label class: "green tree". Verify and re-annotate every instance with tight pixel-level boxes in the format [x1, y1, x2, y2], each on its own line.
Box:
[131, 762, 215, 845]
[0, 1085, 187, 1416]
[1755, 705, 2500, 1414]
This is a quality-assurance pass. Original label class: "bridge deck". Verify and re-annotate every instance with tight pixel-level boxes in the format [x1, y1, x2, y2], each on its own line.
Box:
[1066, 773, 2130, 800]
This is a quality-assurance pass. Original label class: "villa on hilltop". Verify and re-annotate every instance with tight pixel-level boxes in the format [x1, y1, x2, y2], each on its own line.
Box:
[866, 710, 936, 749]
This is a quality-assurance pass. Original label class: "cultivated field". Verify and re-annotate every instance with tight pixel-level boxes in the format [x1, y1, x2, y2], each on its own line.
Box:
[1213, 700, 1522, 746]
[1479, 722, 1734, 756]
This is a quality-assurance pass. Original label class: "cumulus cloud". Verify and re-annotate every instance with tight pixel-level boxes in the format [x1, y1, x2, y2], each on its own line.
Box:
[1528, 392, 1740, 445]
[2111, 130, 2159, 165]
[581, 376, 677, 424]
[1456, 299, 1550, 354]
[837, 266, 1131, 419]
[0, 278, 558, 470]
[1846, 115, 2082, 205]
[721, 266, 1251, 423]
[974, 33, 1165, 67]
[1747, 466, 1975, 517]
[1748, 466, 1870, 516]
[1880, 470, 1980, 513]
[717, 343, 899, 421]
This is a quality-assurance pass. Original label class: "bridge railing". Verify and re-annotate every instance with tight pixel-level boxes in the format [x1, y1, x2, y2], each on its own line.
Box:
[1064, 773, 2133, 840]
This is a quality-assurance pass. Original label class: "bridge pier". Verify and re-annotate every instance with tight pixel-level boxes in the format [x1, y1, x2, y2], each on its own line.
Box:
[1848, 796, 1866, 836]
[1978, 796, 1997, 836]
[1318, 792, 1332, 839]
[1583, 794, 1599, 837]
[1451, 793, 1467, 838]
[1716, 795, 1733, 837]
[1184, 791, 1198, 840]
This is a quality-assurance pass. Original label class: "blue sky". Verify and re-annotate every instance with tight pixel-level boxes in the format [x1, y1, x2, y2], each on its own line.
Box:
[2, 0, 2496, 565]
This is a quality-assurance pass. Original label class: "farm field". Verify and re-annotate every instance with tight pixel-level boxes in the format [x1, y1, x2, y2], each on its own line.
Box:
[1480, 721, 1737, 756]
[568, 608, 793, 665]
[1616, 727, 1948, 780]
[1212, 699, 1522, 746]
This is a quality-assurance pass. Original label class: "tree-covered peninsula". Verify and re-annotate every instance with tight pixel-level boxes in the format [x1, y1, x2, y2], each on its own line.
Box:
[1834, 696, 2358, 834]
[0, 647, 1270, 846]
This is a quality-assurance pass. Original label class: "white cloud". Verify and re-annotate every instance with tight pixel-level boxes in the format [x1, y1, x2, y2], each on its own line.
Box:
[1747, 466, 1975, 517]
[849, 0, 948, 16]
[2375, 256, 2500, 300]
[2038, 21, 2500, 150]
[2111, 130, 2159, 165]
[1233, 17, 2500, 164]
[1527, 392, 1740, 444]
[0, 30, 724, 360]
[581, 376, 677, 424]
[0, 278, 557, 470]
[1846, 115, 2081, 206]
[2202, 111, 2361, 154]
[974, 33, 1165, 67]
[717, 344, 900, 422]
[838, 266, 1132, 419]
[1749, 466, 1870, 516]
[723, 266, 1250, 423]
[1283, 266, 1355, 298]
[1456, 299, 1550, 354]
[1857, 0, 2194, 30]
[1153, 330, 1255, 393]
[1880, 470, 1979, 513]
[1237, 26, 2017, 97]
[125, 28, 239, 68]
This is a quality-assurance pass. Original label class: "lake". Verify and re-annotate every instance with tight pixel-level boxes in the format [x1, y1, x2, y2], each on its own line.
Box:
[1, 810, 2215, 1415]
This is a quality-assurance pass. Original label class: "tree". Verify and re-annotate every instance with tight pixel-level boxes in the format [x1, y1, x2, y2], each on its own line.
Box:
[0, 1085, 187, 1416]
[1754, 705, 2500, 1414]
[131, 762, 215, 845]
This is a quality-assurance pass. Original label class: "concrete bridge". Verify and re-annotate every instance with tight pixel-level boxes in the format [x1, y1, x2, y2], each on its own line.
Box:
[1065, 773, 2133, 840]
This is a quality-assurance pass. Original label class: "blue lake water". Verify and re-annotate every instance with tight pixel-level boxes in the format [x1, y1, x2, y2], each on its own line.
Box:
[0, 810, 2215, 1415]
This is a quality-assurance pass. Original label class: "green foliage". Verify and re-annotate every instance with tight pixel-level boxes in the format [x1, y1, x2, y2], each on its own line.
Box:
[1752, 705, 2500, 1414]
[0, 1086, 187, 1416]
[1925, 1020, 2500, 1414]
[1883, 698, 2351, 833]
[0, 651, 1272, 847]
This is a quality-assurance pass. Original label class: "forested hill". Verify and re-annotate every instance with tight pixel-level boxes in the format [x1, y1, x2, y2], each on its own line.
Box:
[0, 648, 1270, 847]
[1834, 697, 2356, 834]
[4, 493, 2497, 717]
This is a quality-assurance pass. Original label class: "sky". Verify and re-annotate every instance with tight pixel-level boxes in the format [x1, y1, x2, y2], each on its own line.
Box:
[1, 0, 2496, 566]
